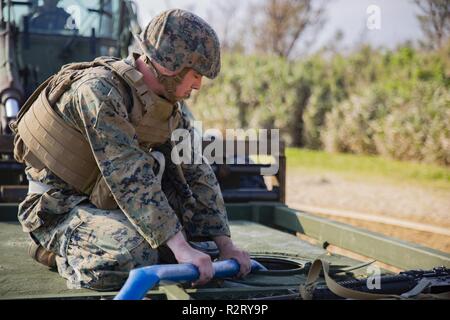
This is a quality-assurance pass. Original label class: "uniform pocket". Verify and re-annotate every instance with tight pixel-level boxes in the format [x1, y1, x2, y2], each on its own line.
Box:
[63, 206, 146, 268]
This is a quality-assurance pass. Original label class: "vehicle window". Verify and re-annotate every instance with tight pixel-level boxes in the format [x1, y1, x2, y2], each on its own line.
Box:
[3, 0, 120, 39]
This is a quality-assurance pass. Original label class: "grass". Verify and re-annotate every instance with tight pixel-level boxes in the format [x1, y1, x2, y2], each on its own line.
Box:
[286, 148, 450, 190]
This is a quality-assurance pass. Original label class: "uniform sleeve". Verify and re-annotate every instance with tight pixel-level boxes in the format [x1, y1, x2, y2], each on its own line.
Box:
[161, 104, 231, 240]
[181, 158, 231, 240]
[74, 78, 182, 248]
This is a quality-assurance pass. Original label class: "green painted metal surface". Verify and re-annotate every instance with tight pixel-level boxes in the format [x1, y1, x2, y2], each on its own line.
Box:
[0, 221, 95, 298]
[226, 203, 450, 270]
[0, 217, 365, 299]
[1, 202, 449, 299]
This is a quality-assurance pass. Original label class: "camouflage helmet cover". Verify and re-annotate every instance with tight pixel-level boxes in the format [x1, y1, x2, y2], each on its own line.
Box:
[138, 9, 221, 79]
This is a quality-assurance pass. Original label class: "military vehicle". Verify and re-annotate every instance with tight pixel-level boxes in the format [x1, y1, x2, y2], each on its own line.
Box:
[0, 1, 449, 301]
[0, 0, 140, 200]
[0, 137, 449, 300]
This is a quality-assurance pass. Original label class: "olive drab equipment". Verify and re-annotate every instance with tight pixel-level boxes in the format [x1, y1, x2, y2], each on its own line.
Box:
[10, 57, 181, 209]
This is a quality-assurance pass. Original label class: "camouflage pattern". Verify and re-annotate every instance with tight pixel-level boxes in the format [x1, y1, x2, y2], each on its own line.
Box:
[54, 205, 159, 290]
[139, 9, 221, 79]
[18, 54, 230, 290]
[29, 4, 70, 31]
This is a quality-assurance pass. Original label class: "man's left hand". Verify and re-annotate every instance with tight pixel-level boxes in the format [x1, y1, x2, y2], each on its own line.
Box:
[213, 236, 252, 278]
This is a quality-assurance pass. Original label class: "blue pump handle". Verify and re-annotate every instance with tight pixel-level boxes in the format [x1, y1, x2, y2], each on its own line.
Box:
[114, 259, 266, 300]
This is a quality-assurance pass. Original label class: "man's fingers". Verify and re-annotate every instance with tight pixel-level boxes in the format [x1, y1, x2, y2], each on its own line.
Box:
[198, 269, 213, 285]
[236, 252, 252, 277]
[239, 264, 251, 277]
[194, 255, 213, 286]
[194, 272, 212, 286]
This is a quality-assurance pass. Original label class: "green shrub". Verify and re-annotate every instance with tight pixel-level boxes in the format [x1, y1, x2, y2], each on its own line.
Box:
[372, 85, 450, 165]
[189, 42, 450, 166]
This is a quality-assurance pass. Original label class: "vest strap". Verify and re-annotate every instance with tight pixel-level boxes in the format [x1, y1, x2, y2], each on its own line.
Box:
[14, 57, 182, 208]
[17, 90, 99, 193]
[28, 180, 52, 195]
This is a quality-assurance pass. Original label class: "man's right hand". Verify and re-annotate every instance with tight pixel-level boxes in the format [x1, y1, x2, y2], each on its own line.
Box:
[166, 231, 213, 286]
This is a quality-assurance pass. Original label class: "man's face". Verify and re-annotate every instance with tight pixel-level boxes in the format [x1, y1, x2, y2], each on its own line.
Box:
[174, 69, 203, 100]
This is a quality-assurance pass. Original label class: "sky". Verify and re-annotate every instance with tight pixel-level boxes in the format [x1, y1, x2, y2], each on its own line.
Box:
[134, 0, 425, 55]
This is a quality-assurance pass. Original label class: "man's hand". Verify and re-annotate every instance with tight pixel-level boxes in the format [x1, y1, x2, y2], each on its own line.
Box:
[166, 231, 213, 286]
[213, 235, 251, 278]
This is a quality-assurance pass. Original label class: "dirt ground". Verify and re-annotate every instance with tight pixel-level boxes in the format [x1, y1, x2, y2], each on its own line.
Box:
[285, 169, 450, 253]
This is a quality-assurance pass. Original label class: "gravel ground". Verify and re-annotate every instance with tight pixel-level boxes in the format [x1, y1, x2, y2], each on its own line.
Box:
[285, 169, 450, 253]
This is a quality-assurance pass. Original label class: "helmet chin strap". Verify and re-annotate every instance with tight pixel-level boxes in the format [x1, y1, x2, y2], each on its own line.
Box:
[144, 56, 190, 104]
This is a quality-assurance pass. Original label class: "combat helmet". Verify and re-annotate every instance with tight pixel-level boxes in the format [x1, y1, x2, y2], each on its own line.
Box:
[134, 9, 221, 102]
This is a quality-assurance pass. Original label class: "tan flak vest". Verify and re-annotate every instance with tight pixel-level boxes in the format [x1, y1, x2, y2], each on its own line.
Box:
[11, 57, 182, 209]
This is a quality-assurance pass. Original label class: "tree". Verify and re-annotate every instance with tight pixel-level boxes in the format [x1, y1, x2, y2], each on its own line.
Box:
[413, 0, 450, 49]
[250, 0, 327, 58]
[207, 1, 249, 53]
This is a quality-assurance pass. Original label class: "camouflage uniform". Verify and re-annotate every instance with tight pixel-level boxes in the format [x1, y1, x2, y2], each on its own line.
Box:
[18, 52, 230, 290]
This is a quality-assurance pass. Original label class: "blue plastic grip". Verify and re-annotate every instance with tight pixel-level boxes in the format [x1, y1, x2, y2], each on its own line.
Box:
[114, 259, 266, 300]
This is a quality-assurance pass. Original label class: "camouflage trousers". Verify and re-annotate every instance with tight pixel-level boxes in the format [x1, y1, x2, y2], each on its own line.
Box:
[30, 161, 228, 291]
[51, 205, 159, 291]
